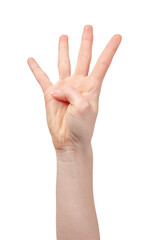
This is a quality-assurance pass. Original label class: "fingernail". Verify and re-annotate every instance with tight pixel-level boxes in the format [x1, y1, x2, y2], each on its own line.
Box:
[84, 25, 93, 31]
[51, 89, 61, 95]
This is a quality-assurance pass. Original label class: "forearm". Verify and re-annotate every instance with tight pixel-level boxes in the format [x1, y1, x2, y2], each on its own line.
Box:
[56, 143, 100, 240]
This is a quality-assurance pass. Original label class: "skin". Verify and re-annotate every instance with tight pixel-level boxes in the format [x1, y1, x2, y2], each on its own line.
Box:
[27, 25, 122, 240]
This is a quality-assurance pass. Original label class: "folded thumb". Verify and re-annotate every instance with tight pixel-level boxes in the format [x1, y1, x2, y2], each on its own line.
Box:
[51, 86, 84, 105]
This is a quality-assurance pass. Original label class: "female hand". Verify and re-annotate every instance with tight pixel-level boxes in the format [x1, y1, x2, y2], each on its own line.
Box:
[27, 25, 122, 152]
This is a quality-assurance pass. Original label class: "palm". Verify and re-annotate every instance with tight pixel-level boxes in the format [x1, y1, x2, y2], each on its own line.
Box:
[44, 74, 96, 149]
[27, 25, 122, 150]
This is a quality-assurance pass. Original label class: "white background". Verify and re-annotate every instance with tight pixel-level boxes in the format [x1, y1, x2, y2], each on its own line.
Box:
[0, 0, 154, 239]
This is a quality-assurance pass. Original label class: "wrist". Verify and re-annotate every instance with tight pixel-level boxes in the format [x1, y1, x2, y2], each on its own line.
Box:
[56, 142, 93, 184]
[55, 142, 93, 162]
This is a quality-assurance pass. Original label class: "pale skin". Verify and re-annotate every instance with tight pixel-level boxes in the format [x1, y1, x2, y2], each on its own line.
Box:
[27, 25, 122, 240]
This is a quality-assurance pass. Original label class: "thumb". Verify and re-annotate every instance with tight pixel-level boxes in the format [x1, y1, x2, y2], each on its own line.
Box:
[51, 86, 88, 110]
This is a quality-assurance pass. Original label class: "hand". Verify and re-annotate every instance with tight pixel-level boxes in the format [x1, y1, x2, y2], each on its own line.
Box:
[27, 25, 122, 152]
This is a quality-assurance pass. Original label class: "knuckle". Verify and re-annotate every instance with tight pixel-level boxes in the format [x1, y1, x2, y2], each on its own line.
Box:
[58, 59, 70, 65]
[78, 54, 91, 62]
[33, 66, 40, 75]
[98, 57, 109, 68]
[76, 99, 90, 113]
[58, 60, 70, 74]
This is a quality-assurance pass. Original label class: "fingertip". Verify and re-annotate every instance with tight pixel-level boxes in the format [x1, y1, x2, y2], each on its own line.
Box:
[60, 35, 68, 41]
[27, 57, 34, 65]
[110, 34, 122, 49]
[119, 34, 122, 39]
[84, 25, 93, 31]
[113, 34, 122, 42]
[82, 25, 93, 41]
[117, 34, 122, 42]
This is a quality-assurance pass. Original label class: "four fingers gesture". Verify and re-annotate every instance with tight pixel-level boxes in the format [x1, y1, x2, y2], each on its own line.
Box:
[27, 25, 122, 151]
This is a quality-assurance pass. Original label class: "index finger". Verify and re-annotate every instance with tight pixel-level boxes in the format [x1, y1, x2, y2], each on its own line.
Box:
[90, 34, 122, 87]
